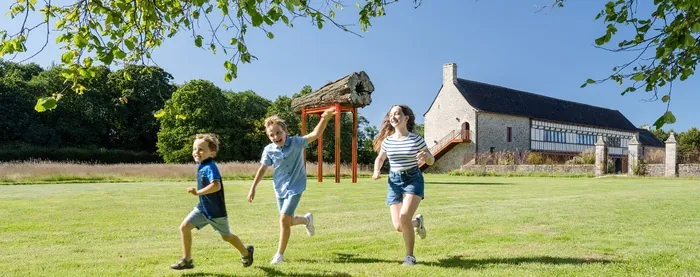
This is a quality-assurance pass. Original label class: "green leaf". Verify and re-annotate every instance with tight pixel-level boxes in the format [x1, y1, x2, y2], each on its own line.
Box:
[662, 95, 670, 103]
[224, 72, 232, 82]
[154, 109, 166, 118]
[35, 97, 57, 112]
[251, 12, 263, 26]
[56, 19, 65, 29]
[632, 73, 645, 81]
[692, 23, 700, 33]
[113, 48, 126, 59]
[73, 35, 88, 48]
[61, 51, 74, 63]
[224, 61, 234, 70]
[124, 39, 135, 50]
[653, 111, 677, 129]
[124, 71, 132, 81]
[195, 35, 203, 47]
[175, 114, 187, 120]
[267, 32, 274, 39]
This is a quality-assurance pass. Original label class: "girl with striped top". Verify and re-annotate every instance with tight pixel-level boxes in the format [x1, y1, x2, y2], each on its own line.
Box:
[372, 104, 435, 266]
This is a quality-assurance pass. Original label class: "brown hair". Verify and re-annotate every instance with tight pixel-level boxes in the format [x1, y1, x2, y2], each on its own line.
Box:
[372, 105, 416, 152]
[264, 115, 289, 133]
[195, 133, 220, 152]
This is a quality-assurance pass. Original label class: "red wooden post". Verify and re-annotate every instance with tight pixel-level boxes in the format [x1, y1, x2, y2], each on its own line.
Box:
[351, 108, 358, 183]
[334, 103, 341, 183]
[301, 107, 307, 164]
[317, 125, 323, 182]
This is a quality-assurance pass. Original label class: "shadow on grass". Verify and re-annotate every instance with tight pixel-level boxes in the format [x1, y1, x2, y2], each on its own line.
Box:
[424, 181, 514, 186]
[299, 253, 616, 270]
[257, 266, 351, 276]
[424, 255, 617, 269]
[296, 252, 397, 265]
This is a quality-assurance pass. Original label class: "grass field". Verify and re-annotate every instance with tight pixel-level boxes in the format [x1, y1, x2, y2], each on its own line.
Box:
[1, 176, 699, 276]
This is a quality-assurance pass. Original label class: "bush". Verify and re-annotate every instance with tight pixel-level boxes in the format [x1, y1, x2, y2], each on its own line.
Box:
[0, 143, 161, 164]
[566, 150, 596, 165]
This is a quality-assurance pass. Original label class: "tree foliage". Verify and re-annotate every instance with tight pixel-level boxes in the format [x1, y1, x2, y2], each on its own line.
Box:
[547, 0, 700, 129]
[0, 0, 422, 112]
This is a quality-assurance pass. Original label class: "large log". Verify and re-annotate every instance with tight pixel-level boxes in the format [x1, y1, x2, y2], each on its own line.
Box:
[291, 71, 374, 112]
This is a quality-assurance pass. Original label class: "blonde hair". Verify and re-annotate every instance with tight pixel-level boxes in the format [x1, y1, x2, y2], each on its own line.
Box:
[372, 105, 416, 152]
[264, 115, 289, 133]
[195, 133, 220, 152]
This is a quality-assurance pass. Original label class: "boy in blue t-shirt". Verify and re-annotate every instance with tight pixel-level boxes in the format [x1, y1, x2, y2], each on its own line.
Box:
[171, 133, 254, 270]
[248, 107, 336, 265]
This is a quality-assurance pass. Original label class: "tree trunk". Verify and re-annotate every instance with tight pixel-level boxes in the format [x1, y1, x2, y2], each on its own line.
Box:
[291, 71, 374, 112]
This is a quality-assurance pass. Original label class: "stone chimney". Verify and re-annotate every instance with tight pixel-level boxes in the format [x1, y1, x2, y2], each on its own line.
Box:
[443, 63, 457, 85]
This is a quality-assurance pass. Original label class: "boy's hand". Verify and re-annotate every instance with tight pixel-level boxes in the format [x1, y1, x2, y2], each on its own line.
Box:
[187, 187, 198, 195]
[321, 107, 337, 120]
[247, 188, 256, 203]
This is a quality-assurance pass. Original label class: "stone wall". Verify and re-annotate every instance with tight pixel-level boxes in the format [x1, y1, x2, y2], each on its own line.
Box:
[679, 164, 700, 178]
[424, 143, 474, 174]
[460, 164, 594, 174]
[641, 164, 665, 177]
[424, 63, 476, 151]
[476, 112, 530, 153]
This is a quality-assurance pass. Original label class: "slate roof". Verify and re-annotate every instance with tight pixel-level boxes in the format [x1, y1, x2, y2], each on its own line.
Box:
[453, 78, 639, 132]
[637, 128, 665, 147]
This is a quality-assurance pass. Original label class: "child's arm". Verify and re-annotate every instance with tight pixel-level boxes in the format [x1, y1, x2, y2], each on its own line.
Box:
[417, 150, 435, 165]
[372, 149, 387, 180]
[303, 107, 337, 144]
[247, 164, 268, 203]
[188, 180, 221, 195]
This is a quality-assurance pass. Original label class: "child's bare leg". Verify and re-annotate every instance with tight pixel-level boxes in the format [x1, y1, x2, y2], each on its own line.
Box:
[291, 216, 308, 226]
[390, 202, 419, 232]
[399, 194, 422, 257]
[222, 234, 249, 256]
[277, 214, 293, 255]
[179, 221, 195, 260]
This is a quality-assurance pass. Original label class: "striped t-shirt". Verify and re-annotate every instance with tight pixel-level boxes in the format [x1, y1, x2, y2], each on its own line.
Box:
[381, 132, 428, 172]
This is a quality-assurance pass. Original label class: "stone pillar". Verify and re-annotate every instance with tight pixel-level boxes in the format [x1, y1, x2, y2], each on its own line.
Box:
[665, 132, 678, 177]
[628, 135, 641, 176]
[595, 136, 607, 177]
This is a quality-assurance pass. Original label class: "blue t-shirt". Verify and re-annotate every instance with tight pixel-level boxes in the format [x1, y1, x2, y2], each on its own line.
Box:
[260, 135, 308, 199]
[196, 158, 227, 219]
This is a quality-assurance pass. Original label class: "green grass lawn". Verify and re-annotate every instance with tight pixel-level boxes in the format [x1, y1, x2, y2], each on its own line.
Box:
[1, 176, 699, 276]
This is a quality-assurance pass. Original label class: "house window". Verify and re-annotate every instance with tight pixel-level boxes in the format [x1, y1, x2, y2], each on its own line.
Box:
[544, 130, 566, 143]
[507, 127, 512, 142]
[576, 134, 597, 145]
[607, 137, 621, 147]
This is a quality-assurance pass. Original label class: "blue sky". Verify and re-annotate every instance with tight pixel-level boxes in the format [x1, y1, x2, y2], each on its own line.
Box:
[2, 0, 697, 132]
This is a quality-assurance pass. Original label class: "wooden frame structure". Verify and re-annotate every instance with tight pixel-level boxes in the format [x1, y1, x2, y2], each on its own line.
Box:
[301, 103, 358, 183]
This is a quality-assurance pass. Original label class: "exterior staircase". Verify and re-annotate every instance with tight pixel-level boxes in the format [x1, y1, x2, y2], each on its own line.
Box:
[419, 129, 471, 171]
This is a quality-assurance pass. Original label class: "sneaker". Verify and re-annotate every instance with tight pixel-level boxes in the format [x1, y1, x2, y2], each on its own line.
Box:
[304, 212, 315, 237]
[170, 258, 194, 270]
[270, 253, 284, 265]
[415, 214, 426, 239]
[241, 245, 254, 267]
[402, 255, 417, 266]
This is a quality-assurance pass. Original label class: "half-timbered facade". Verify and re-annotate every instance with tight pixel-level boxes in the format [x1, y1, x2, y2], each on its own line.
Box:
[423, 63, 663, 173]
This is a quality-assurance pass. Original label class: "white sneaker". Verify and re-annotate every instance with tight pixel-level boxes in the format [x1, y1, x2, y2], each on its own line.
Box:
[304, 212, 315, 237]
[270, 253, 284, 265]
[415, 214, 426, 239]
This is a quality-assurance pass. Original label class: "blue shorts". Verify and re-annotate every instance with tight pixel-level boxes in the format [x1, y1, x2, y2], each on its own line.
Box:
[386, 166, 425, 206]
[184, 207, 233, 237]
[277, 193, 303, 217]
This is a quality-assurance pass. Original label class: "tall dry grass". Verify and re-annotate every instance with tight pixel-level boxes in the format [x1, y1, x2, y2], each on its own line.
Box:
[0, 160, 373, 184]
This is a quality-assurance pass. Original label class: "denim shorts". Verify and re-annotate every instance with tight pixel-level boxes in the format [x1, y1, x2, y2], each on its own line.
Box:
[277, 193, 303, 217]
[386, 166, 425, 205]
[184, 207, 233, 237]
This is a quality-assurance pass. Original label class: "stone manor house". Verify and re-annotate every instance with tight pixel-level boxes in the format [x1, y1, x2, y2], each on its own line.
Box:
[422, 63, 664, 173]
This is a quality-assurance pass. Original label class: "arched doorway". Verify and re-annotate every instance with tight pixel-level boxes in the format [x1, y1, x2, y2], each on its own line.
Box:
[461, 122, 470, 140]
